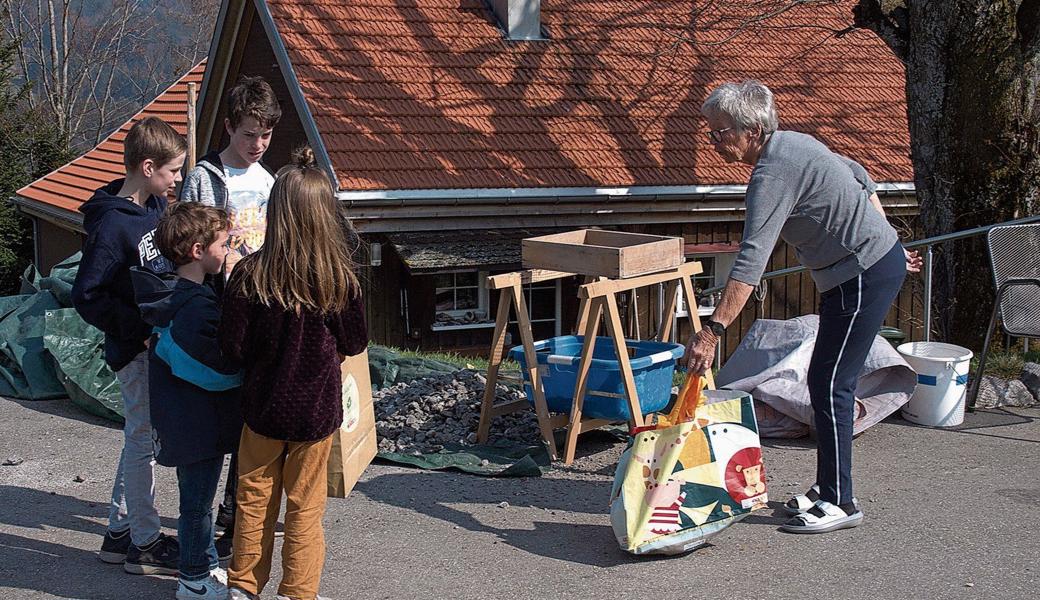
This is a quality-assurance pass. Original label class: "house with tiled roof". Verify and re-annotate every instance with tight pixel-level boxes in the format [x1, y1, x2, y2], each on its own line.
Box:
[20, 0, 921, 356]
[13, 61, 206, 271]
[195, 0, 920, 355]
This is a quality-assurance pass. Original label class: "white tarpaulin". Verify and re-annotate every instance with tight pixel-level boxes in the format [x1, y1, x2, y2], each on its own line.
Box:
[715, 315, 916, 438]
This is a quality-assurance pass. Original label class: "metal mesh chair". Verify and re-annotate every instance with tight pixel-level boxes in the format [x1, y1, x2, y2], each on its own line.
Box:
[967, 223, 1040, 409]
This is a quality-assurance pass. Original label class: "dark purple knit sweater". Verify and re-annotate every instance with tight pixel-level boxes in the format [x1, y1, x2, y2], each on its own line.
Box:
[219, 285, 367, 442]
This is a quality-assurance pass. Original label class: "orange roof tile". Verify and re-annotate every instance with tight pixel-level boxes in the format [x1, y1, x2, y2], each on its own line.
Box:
[267, 0, 912, 191]
[16, 61, 206, 221]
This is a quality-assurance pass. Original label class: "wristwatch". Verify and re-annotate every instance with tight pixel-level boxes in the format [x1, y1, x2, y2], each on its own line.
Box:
[704, 319, 726, 337]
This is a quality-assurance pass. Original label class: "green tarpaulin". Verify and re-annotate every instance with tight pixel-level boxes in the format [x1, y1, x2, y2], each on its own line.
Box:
[0, 253, 97, 402]
[0, 290, 65, 400]
[367, 345, 460, 389]
[43, 308, 123, 422]
[376, 442, 550, 477]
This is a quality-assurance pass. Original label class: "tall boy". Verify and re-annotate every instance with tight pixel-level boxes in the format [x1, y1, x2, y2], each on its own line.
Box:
[181, 75, 280, 276]
[180, 74, 281, 545]
[132, 203, 244, 600]
[72, 116, 184, 574]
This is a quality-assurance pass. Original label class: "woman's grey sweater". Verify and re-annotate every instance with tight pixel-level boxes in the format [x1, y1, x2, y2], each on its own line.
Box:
[728, 130, 900, 292]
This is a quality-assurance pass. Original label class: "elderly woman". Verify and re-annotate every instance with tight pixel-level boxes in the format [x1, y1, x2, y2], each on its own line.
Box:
[688, 80, 922, 534]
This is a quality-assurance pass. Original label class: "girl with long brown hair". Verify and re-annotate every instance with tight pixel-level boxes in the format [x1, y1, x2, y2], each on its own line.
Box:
[220, 147, 366, 600]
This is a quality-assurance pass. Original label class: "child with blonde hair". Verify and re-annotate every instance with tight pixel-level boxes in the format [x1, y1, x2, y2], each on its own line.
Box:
[220, 147, 367, 600]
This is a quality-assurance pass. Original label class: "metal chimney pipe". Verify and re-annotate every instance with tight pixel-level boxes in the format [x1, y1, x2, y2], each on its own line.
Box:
[490, 0, 542, 40]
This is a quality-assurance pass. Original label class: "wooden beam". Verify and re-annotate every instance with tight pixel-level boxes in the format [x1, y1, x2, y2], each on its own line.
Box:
[198, 0, 249, 152]
[656, 279, 679, 342]
[679, 272, 716, 390]
[476, 282, 515, 444]
[487, 400, 529, 417]
[580, 261, 703, 298]
[487, 269, 575, 290]
[602, 293, 645, 428]
[574, 276, 603, 333]
[186, 83, 198, 168]
[548, 414, 569, 429]
[577, 418, 613, 433]
[564, 297, 604, 465]
[512, 285, 559, 460]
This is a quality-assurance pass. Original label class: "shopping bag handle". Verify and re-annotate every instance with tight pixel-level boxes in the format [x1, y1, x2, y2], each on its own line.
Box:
[630, 370, 708, 436]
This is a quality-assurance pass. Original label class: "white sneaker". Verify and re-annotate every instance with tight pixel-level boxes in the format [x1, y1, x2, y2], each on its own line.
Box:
[229, 588, 259, 600]
[176, 572, 228, 600]
[210, 567, 227, 586]
[276, 595, 330, 600]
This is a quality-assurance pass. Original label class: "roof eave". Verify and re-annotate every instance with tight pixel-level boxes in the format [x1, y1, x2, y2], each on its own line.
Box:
[10, 195, 85, 233]
[337, 181, 916, 205]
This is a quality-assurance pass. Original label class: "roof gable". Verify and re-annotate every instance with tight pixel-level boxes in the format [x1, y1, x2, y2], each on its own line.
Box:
[264, 0, 911, 191]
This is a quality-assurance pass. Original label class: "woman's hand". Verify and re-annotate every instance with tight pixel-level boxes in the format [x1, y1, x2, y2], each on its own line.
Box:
[685, 328, 719, 375]
[904, 248, 923, 273]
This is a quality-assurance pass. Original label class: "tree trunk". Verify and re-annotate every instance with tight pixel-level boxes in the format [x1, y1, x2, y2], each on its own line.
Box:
[855, 0, 1040, 348]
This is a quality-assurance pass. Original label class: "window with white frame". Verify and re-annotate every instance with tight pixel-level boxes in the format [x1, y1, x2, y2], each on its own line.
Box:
[433, 270, 490, 329]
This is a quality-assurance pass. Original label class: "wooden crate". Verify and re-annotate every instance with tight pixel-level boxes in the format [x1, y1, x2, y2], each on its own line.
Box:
[522, 230, 683, 278]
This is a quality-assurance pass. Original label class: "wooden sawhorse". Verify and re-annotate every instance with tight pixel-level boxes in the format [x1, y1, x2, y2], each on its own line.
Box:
[476, 261, 713, 464]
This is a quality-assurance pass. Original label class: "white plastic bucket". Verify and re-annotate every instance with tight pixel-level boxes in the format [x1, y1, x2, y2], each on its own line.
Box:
[897, 342, 974, 427]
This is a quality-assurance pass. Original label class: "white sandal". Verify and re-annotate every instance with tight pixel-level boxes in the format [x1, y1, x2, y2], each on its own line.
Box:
[782, 484, 821, 515]
[780, 500, 863, 534]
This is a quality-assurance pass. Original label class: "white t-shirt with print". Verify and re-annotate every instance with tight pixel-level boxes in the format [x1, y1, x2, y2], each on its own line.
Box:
[224, 162, 274, 258]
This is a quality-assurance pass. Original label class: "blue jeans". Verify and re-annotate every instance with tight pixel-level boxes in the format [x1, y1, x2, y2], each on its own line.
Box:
[107, 351, 161, 547]
[808, 242, 906, 505]
[177, 456, 224, 580]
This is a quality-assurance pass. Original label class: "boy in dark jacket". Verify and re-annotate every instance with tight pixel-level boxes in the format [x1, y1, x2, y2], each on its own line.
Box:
[72, 116, 184, 575]
[132, 202, 243, 600]
[180, 75, 280, 535]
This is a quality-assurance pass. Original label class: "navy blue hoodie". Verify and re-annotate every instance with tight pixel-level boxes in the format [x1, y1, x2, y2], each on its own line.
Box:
[131, 268, 243, 467]
[72, 180, 172, 371]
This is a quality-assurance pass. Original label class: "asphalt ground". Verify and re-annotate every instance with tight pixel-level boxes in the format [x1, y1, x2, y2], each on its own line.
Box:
[1, 395, 1037, 600]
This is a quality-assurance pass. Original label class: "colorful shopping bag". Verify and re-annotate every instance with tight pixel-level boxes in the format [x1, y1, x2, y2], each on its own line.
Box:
[327, 350, 378, 498]
[609, 389, 767, 555]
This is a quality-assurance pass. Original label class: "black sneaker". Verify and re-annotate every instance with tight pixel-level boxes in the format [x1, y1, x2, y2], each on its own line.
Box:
[124, 532, 179, 575]
[215, 503, 235, 531]
[215, 528, 233, 562]
[98, 529, 131, 564]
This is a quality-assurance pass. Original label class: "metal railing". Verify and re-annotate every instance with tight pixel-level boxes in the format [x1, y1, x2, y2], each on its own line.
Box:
[700, 214, 1040, 342]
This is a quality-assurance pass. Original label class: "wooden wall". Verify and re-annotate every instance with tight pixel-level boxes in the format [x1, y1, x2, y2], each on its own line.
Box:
[360, 216, 924, 361]
[34, 219, 84, 275]
[359, 242, 582, 356]
[357, 240, 409, 349]
[628, 218, 925, 359]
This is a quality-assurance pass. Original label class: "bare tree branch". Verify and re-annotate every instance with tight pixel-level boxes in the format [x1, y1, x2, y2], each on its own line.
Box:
[2, 0, 215, 151]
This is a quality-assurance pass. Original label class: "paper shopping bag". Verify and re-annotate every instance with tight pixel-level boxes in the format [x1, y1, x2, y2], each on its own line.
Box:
[327, 349, 377, 498]
[609, 389, 767, 555]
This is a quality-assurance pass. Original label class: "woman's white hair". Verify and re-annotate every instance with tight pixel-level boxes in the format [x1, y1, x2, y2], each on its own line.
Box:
[701, 80, 779, 134]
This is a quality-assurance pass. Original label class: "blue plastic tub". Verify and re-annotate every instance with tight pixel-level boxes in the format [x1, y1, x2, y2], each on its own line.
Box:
[508, 335, 684, 421]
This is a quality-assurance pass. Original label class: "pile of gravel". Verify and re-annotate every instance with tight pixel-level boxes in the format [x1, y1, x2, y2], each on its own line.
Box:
[374, 369, 542, 454]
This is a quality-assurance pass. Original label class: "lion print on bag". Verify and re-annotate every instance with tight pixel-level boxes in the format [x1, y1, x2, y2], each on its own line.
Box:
[734, 462, 766, 497]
